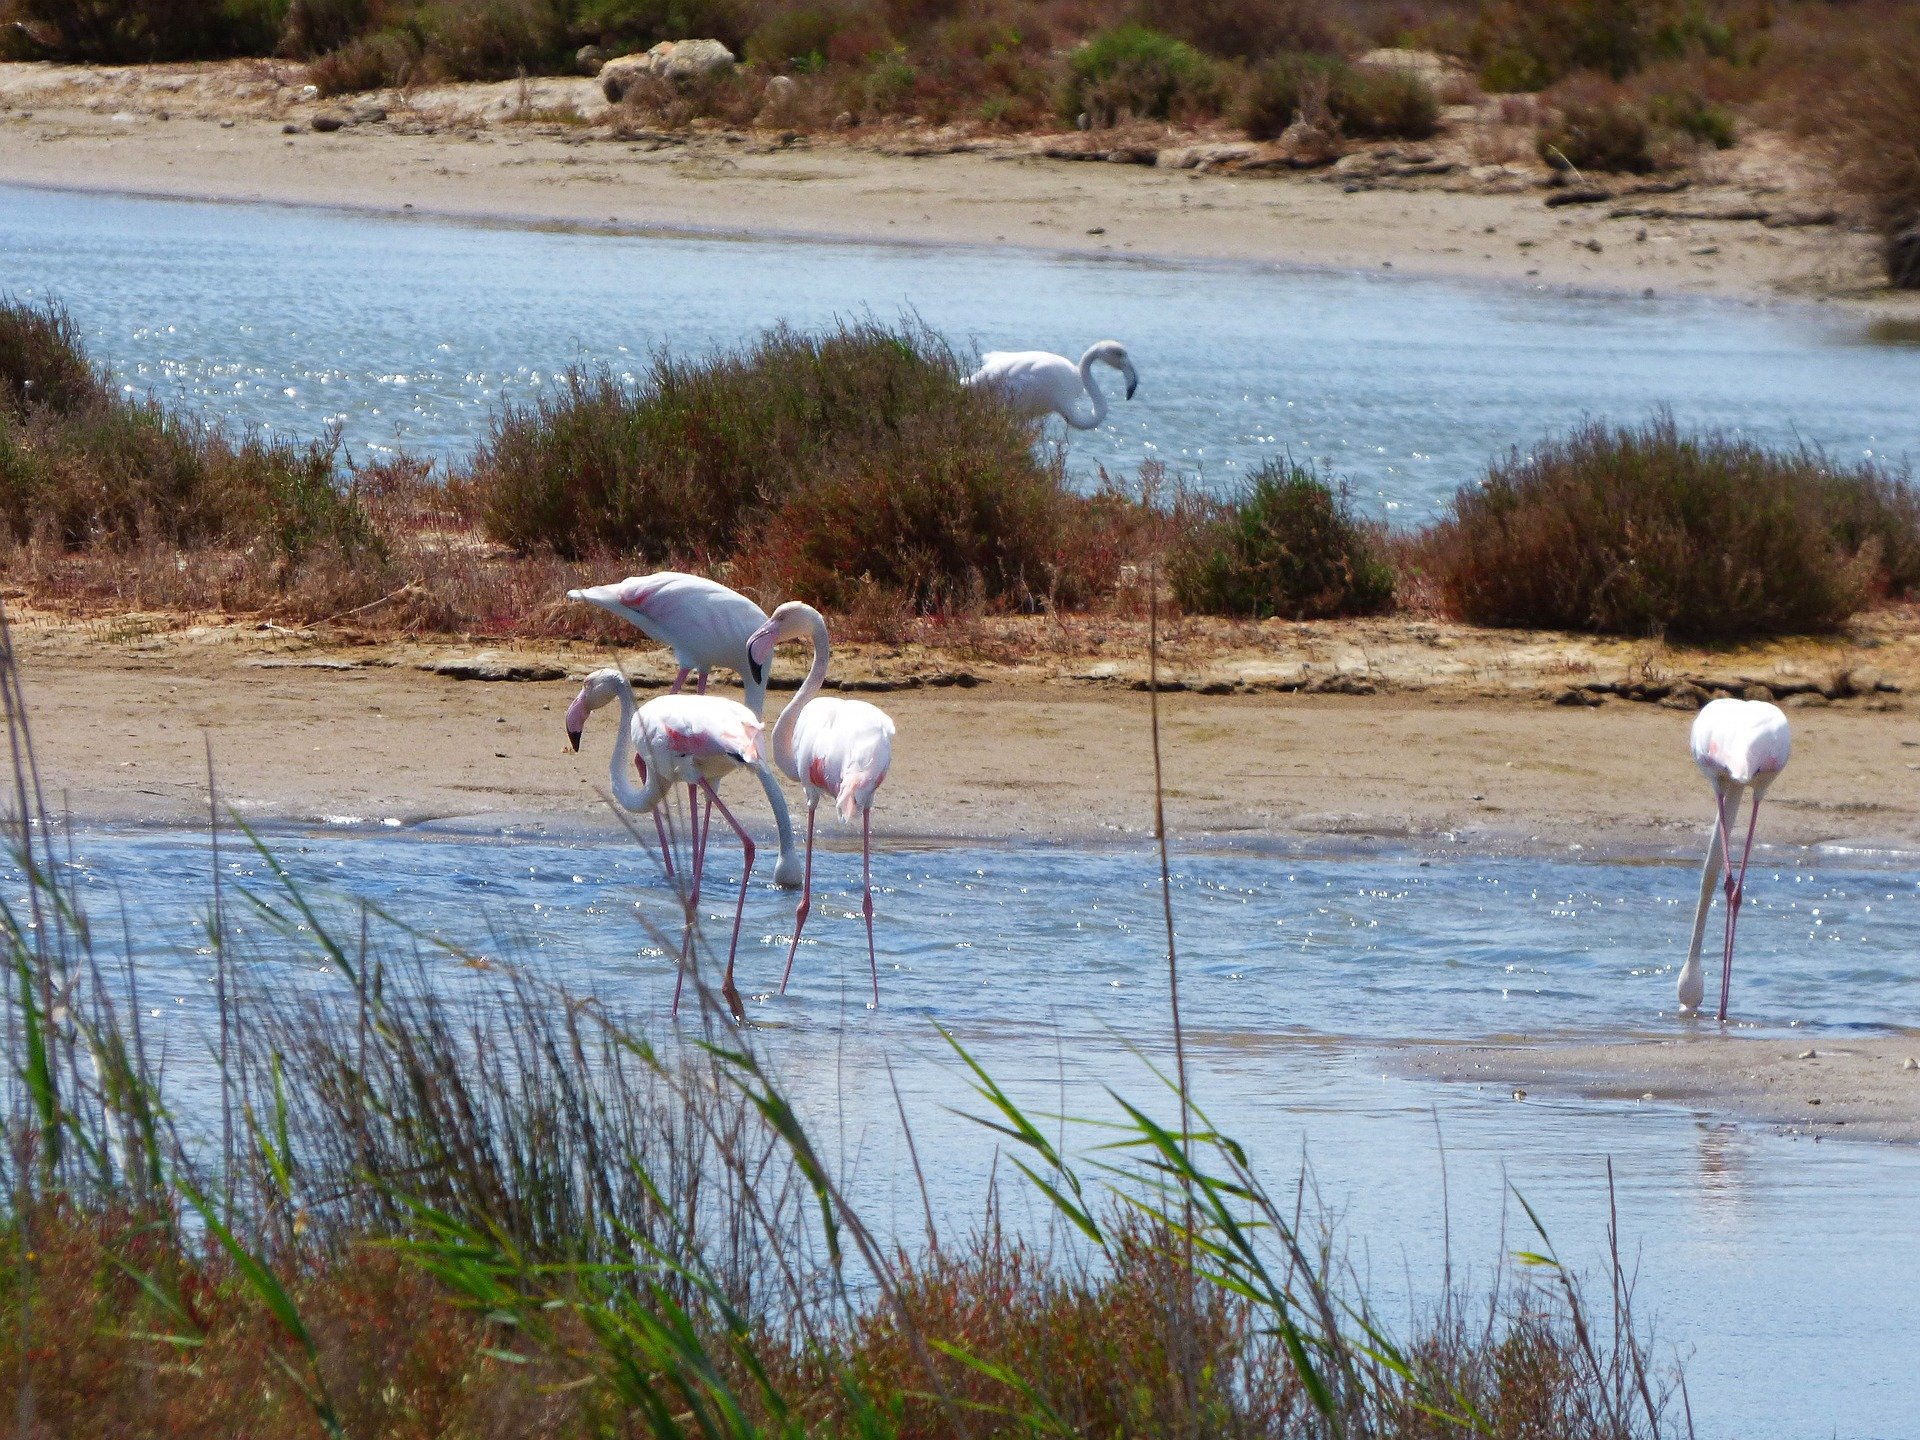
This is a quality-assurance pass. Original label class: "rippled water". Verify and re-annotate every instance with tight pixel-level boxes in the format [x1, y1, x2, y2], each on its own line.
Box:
[28, 822, 1920, 1437]
[8, 184, 1920, 518]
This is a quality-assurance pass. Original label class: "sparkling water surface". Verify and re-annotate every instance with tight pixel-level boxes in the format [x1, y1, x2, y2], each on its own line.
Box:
[7, 184, 1920, 519]
[29, 822, 1920, 1439]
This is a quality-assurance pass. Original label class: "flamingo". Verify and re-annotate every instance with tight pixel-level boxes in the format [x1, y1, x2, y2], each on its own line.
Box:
[963, 341, 1138, 431]
[565, 667, 764, 1021]
[1678, 698, 1792, 1022]
[569, 572, 803, 887]
[745, 602, 895, 1006]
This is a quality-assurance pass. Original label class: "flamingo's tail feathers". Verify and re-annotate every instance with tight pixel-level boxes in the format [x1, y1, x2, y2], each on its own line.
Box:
[734, 722, 763, 767]
[835, 763, 887, 822]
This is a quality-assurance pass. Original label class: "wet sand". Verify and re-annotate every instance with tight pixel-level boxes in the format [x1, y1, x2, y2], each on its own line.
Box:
[9, 610, 1919, 850]
[1406, 1033, 1920, 1144]
[2, 60, 1912, 307]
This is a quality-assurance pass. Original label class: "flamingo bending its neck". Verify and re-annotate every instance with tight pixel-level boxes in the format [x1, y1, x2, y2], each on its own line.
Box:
[963, 341, 1138, 431]
[565, 667, 764, 1021]
[746, 602, 895, 1007]
[1678, 698, 1791, 1022]
[568, 571, 803, 888]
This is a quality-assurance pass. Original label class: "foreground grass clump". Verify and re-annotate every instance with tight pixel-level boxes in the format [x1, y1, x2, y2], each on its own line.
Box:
[467, 319, 1101, 611]
[0, 299, 381, 570]
[1430, 415, 1920, 640]
[0, 638, 1689, 1438]
[1172, 460, 1395, 620]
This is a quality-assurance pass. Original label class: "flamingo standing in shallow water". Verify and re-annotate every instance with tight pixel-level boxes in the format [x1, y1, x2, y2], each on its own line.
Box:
[963, 341, 1139, 431]
[746, 602, 895, 1006]
[1678, 698, 1792, 1021]
[565, 667, 764, 1021]
[569, 572, 803, 887]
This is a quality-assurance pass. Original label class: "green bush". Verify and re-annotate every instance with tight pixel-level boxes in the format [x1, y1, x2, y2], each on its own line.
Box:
[1430, 415, 1918, 640]
[1058, 24, 1221, 126]
[466, 320, 1084, 612]
[1647, 87, 1735, 147]
[1330, 61, 1440, 139]
[1539, 92, 1654, 171]
[1237, 53, 1438, 141]
[1170, 461, 1394, 620]
[1236, 52, 1338, 139]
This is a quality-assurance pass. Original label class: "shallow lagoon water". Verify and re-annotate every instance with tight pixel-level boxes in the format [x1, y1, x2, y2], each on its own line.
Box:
[8, 184, 1920, 518]
[34, 822, 1920, 1438]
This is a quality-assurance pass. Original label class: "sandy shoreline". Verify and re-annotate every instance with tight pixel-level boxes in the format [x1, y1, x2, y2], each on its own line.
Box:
[5, 60, 1917, 309]
[12, 611, 1920, 852]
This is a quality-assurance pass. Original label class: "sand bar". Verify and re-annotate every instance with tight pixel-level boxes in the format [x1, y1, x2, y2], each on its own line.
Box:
[3, 60, 1916, 308]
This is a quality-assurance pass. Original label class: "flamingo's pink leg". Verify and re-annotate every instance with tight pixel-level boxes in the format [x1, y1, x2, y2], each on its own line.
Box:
[669, 666, 691, 694]
[779, 803, 818, 994]
[696, 669, 709, 695]
[1718, 791, 1765, 1023]
[701, 778, 755, 1022]
[673, 790, 711, 1014]
[653, 809, 675, 880]
[862, 806, 878, 1008]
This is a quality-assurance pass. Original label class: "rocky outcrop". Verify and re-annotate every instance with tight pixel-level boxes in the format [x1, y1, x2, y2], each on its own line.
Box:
[600, 39, 736, 103]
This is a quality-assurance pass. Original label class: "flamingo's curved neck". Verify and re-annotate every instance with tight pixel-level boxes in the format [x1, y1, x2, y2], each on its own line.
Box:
[770, 609, 832, 782]
[1073, 347, 1109, 431]
[608, 678, 662, 812]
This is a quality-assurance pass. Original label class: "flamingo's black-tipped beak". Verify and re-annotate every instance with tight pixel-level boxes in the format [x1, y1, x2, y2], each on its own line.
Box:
[1125, 374, 1138, 400]
[748, 655, 765, 687]
[566, 728, 582, 752]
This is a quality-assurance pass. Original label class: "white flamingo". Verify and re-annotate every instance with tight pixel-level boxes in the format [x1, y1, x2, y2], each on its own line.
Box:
[746, 602, 895, 1006]
[569, 572, 803, 887]
[1678, 698, 1792, 1021]
[565, 667, 764, 1020]
[963, 341, 1138, 430]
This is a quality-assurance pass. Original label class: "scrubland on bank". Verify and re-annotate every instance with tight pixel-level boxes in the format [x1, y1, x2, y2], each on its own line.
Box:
[4, 298, 1919, 654]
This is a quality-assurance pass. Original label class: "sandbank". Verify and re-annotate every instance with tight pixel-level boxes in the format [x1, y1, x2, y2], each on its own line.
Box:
[2, 60, 1914, 308]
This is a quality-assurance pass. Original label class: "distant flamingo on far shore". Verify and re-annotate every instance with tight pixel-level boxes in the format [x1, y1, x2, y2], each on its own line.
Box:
[746, 602, 894, 1006]
[569, 572, 803, 887]
[1678, 697, 1792, 1022]
[565, 667, 763, 1021]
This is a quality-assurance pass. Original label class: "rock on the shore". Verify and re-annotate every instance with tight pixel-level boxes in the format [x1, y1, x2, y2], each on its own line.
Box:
[1353, 48, 1471, 93]
[600, 39, 737, 102]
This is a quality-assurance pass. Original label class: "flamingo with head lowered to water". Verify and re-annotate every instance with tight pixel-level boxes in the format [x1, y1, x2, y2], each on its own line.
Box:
[746, 602, 895, 1007]
[569, 571, 803, 887]
[565, 666, 763, 1021]
[1677, 697, 1791, 1022]
[963, 341, 1139, 431]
